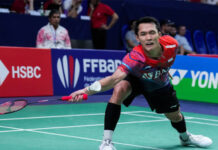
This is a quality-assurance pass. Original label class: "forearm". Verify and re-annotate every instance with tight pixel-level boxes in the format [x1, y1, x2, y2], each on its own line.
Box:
[29, 0, 34, 10]
[85, 69, 126, 95]
[88, 9, 94, 17]
[107, 13, 119, 29]
[68, 7, 78, 18]
[127, 40, 136, 48]
[69, 69, 127, 102]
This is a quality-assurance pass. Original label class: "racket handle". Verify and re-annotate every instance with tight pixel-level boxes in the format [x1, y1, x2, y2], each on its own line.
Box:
[61, 94, 88, 101]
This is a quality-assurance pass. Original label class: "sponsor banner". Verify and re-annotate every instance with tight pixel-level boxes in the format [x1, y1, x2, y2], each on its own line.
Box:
[170, 55, 218, 103]
[0, 47, 53, 97]
[51, 49, 126, 95]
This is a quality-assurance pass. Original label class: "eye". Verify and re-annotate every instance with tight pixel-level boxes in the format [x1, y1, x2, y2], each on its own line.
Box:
[140, 32, 146, 36]
[149, 31, 156, 35]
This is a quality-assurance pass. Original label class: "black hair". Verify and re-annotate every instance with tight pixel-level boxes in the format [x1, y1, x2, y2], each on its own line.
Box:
[128, 19, 137, 26]
[48, 9, 60, 18]
[134, 16, 160, 35]
[177, 25, 186, 30]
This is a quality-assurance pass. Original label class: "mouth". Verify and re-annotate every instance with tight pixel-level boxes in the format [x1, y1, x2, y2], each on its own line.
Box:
[145, 42, 154, 46]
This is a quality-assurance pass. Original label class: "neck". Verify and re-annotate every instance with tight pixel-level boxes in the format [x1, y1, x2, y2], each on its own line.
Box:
[53, 25, 58, 30]
[94, 2, 99, 7]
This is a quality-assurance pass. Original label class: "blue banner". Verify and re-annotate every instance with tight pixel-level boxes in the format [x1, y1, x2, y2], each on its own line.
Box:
[51, 49, 126, 95]
[170, 55, 218, 103]
[171, 55, 218, 80]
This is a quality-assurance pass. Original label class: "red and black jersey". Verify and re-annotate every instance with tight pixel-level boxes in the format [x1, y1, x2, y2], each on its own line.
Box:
[118, 35, 178, 91]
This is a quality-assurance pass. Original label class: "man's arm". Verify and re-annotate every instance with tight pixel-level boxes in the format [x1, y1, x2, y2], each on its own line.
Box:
[88, 3, 94, 17]
[101, 13, 119, 30]
[126, 39, 137, 49]
[28, 0, 34, 11]
[36, 29, 45, 48]
[69, 68, 127, 102]
[64, 30, 72, 49]
[180, 45, 196, 55]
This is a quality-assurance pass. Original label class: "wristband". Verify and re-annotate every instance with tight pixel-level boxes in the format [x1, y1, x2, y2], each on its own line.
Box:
[87, 81, 101, 92]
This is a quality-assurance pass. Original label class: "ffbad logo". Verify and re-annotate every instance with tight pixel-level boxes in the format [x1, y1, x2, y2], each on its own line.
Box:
[0, 60, 9, 86]
[57, 55, 80, 88]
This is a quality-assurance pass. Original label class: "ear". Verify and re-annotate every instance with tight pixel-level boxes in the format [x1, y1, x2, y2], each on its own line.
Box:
[159, 31, 162, 37]
[135, 34, 140, 43]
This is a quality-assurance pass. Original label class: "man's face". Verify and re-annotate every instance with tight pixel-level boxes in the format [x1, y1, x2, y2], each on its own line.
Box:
[163, 24, 171, 34]
[90, 0, 99, 5]
[136, 23, 161, 52]
[53, 0, 62, 5]
[75, 0, 82, 4]
[179, 26, 186, 36]
[49, 13, 61, 27]
[170, 27, 177, 37]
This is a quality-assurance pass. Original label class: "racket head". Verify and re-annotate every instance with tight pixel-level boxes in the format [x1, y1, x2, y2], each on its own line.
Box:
[0, 99, 28, 115]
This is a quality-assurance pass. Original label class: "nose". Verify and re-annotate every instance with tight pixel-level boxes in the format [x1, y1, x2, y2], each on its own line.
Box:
[145, 34, 152, 41]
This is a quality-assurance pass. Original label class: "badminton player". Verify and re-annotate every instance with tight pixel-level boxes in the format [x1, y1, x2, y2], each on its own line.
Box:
[69, 16, 212, 150]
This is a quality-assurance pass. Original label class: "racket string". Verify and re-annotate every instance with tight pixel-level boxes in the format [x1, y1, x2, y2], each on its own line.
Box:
[0, 100, 27, 114]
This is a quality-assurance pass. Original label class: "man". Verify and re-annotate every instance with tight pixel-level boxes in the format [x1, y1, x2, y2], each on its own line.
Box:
[88, 0, 119, 49]
[64, 0, 83, 18]
[175, 25, 196, 55]
[11, 0, 34, 14]
[36, 9, 71, 49]
[69, 16, 212, 150]
[125, 19, 139, 52]
[44, 0, 63, 13]
[160, 19, 175, 35]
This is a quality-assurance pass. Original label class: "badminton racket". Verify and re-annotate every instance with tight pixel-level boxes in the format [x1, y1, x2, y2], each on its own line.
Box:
[0, 94, 88, 115]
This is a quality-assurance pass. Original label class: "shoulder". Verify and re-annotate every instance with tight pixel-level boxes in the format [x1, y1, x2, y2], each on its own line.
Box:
[159, 35, 178, 49]
[99, 3, 110, 8]
[129, 46, 146, 63]
[38, 25, 47, 33]
[125, 30, 133, 37]
[175, 34, 185, 40]
[59, 25, 68, 32]
[99, 3, 114, 11]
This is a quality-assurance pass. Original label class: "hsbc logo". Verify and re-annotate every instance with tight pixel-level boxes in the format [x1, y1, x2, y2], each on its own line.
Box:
[0, 60, 9, 86]
[169, 69, 188, 85]
[57, 55, 80, 88]
[0, 60, 41, 87]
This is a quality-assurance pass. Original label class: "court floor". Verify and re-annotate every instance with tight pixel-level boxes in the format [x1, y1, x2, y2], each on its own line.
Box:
[0, 101, 217, 150]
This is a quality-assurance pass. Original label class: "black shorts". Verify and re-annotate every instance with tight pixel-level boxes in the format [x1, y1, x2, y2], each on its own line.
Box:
[122, 75, 180, 114]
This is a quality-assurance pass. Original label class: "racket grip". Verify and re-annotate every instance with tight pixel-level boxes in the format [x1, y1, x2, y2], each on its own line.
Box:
[61, 94, 88, 101]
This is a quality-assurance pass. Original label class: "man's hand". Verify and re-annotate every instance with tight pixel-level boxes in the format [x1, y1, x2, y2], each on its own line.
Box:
[101, 24, 109, 30]
[69, 89, 88, 102]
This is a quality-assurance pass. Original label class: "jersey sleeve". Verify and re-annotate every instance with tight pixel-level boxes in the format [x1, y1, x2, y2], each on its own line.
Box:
[118, 50, 145, 76]
[161, 35, 179, 49]
[103, 4, 115, 16]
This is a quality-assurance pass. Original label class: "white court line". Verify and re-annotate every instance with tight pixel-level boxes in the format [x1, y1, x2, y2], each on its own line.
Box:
[188, 116, 218, 122]
[186, 120, 218, 127]
[28, 119, 168, 131]
[126, 113, 191, 120]
[0, 125, 24, 130]
[0, 125, 165, 150]
[0, 111, 145, 121]
[141, 111, 218, 122]
[0, 130, 23, 133]
[0, 110, 217, 126]
[30, 130, 166, 150]
[0, 125, 25, 133]
[0, 113, 104, 121]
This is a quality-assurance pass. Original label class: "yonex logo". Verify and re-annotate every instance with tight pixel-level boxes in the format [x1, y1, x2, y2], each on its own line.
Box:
[57, 55, 80, 88]
[169, 69, 188, 85]
[0, 60, 9, 86]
